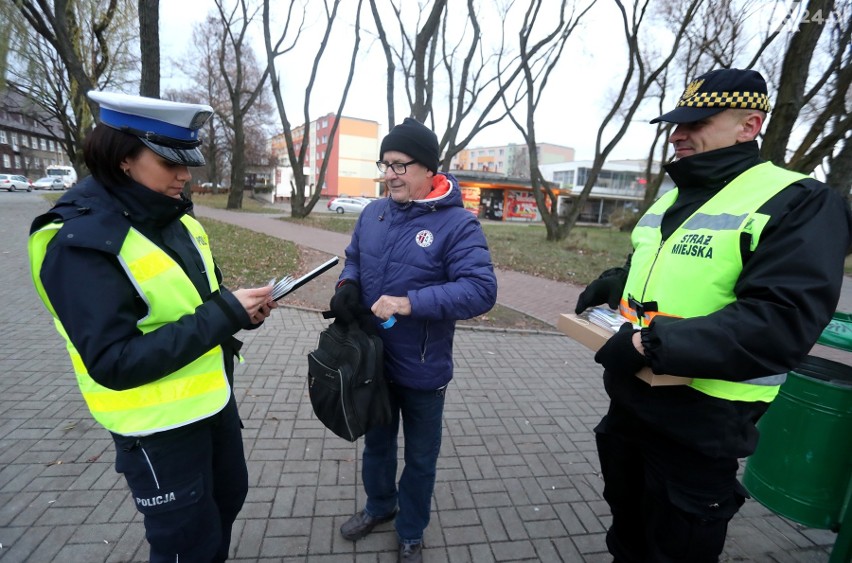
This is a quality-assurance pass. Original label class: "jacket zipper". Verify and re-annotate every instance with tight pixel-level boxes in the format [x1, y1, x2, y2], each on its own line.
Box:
[420, 322, 430, 363]
[311, 353, 355, 440]
[638, 240, 666, 327]
[337, 370, 354, 440]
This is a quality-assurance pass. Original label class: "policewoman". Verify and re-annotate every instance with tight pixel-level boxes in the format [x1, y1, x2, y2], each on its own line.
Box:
[577, 69, 852, 562]
[28, 92, 276, 562]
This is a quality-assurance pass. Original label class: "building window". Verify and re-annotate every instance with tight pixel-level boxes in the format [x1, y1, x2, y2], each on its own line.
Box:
[21, 135, 29, 148]
[11, 132, 18, 146]
[14, 155, 21, 168]
[32, 136, 38, 147]
[40, 138, 47, 150]
[2, 154, 10, 168]
[554, 170, 574, 184]
[0, 130, 6, 144]
[49, 140, 55, 152]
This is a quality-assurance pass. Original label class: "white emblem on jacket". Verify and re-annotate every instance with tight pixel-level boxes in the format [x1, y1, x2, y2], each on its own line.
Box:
[415, 230, 434, 247]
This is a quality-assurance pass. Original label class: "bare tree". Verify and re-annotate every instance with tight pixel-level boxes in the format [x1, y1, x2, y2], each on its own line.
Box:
[172, 16, 232, 190]
[262, 0, 363, 218]
[555, 0, 705, 238]
[210, 0, 271, 210]
[366, 0, 396, 129]
[763, 0, 835, 165]
[173, 11, 274, 196]
[761, 0, 851, 199]
[138, 0, 160, 97]
[502, 0, 594, 240]
[369, 0, 531, 170]
[634, 0, 752, 216]
[5, 0, 138, 174]
[0, 23, 9, 89]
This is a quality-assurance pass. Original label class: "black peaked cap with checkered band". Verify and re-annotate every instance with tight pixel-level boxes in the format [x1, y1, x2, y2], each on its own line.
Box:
[651, 68, 771, 124]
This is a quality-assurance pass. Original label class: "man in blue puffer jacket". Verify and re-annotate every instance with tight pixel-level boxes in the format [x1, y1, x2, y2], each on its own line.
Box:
[332, 118, 497, 562]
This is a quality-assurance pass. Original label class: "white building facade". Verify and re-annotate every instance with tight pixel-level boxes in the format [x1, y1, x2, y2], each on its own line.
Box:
[539, 159, 676, 225]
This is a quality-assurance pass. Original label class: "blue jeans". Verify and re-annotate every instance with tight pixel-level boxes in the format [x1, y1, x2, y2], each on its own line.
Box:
[362, 383, 446, 544]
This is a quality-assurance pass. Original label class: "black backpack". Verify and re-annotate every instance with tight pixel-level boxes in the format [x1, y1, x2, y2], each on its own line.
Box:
[307, 318, 392, 441]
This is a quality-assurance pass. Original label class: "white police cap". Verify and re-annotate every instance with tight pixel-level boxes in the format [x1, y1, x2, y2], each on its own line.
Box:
[87, 91, 214, 167]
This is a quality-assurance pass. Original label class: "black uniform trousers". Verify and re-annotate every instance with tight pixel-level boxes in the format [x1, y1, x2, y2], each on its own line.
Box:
[595, 406, 748, 563]
[112, 395, 248, 562]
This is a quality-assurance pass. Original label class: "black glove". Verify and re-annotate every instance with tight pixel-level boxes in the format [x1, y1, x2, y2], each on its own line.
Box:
[575, 267, 627, 314]
[594, 322, 647, 377]
[329, 280, 361, 324]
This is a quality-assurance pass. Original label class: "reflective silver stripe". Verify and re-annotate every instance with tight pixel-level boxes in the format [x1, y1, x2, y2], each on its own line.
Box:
[117, 255, 151, 325]
[682, 213, 749, 231]
[636, 213, 664, 228]
[742, 373, 787, 386]
[140, 446, 160, 489]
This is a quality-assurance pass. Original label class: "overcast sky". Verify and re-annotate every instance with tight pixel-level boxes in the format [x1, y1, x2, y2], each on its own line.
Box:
[158, 1, 798, 162]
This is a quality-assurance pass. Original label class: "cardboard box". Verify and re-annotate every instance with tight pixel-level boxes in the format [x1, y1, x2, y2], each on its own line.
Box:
[558, 313, 692, 387]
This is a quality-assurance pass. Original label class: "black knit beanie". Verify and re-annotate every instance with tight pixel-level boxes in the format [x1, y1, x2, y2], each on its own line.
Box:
[380, 118, 440, 173]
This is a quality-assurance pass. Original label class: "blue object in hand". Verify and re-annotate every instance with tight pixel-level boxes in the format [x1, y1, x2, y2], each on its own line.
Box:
[381, 315, 396, 329]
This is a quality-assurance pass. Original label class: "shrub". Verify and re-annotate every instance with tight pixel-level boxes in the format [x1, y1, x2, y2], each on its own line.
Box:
[608, 209, 640, 232]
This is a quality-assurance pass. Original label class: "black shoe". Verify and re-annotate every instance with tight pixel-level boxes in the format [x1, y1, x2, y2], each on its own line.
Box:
[398, 542, 423, 562]
[340, 509, 397, 541]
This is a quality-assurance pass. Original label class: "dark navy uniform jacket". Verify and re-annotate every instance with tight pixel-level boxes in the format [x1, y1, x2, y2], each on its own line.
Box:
[31, 176, 251, 392]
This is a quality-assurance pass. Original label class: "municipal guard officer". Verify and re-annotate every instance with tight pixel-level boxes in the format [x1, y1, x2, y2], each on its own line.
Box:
[28, 91, 277, 562]
[576, 69, 852, 562]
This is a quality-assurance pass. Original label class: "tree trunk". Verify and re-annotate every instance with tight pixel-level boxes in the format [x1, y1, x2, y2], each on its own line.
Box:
[227, 112, 246, 209]
[411, 0, 446, 121]
[826, 137, 852, 202]
[138, 0, 160, 98]
[761, 0, 833, 166]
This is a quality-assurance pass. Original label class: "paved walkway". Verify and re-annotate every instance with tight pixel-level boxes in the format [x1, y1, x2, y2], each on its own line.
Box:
[0, 192, 846, 562]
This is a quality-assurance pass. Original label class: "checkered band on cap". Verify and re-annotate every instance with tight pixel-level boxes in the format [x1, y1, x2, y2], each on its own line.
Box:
[677, 91, 771, 113]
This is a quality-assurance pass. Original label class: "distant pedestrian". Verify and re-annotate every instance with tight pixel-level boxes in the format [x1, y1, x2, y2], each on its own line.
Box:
[576, 68, 852, 563]
[28, 91, 277, 562]
[329, 118, 498, 562]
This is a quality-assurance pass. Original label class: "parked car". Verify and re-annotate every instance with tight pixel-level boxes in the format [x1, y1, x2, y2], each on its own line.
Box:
[327, 197, 368, 214]
[0, 174, 33, 192]
[32, 176, 66, 190]
[193, 182, 229, 194]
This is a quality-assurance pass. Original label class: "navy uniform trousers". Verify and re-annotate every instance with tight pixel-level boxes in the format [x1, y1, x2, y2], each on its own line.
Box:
[112, 395, 248, 562]
[595, 406, 748, 563]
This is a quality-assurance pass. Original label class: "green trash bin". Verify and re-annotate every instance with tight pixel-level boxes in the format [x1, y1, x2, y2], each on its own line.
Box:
[743, 312, 852, 563]
[743, 355, 852, 529]
[818, 312, 852, 351]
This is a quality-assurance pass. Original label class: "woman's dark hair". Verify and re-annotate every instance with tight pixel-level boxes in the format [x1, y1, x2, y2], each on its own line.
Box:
[83, 124, 145, 187]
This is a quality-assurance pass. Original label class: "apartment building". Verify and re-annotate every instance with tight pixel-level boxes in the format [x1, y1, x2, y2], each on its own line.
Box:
[268, 114, 380, 202]
[0, 91, 71, 179]
[450, 142, 575, 176]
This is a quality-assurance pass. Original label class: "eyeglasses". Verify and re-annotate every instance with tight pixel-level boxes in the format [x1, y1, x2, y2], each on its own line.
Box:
[376, 159, 417, 175]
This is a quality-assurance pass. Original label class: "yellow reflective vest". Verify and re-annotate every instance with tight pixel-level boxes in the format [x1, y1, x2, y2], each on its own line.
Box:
[29, 215, 231, 436]
[620, 162, 808, 402]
